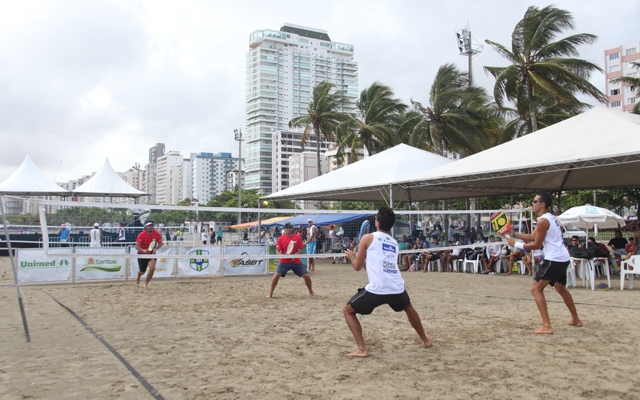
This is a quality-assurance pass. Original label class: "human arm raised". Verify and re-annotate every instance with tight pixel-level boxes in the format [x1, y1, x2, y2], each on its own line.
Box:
[344, 234, 372, 272]
[507, 219, 549, 250]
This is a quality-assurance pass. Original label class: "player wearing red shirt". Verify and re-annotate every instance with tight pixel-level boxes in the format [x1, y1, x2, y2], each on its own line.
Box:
[135, 221, 163, 289]
[266, 222, 316, 298]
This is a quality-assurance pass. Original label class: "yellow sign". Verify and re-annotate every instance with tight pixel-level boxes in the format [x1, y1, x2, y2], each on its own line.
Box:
[491, 212, 512, 235]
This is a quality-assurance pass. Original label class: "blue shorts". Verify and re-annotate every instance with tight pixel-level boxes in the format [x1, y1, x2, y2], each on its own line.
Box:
[307, 241, 317, 254]
[276, 262, 307, 277]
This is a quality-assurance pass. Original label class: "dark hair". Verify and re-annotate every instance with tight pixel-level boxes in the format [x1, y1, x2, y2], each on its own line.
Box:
[571, 236, 579, 240]
[588, 237, 596, 242]
[615, 230, 622, 235]
[536, 192, 553, 210]
[376, 206, 395, 231]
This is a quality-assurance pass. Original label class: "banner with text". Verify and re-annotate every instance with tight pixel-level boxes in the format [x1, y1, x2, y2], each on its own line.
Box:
[224, 245, 267, 275]
[17, 249, 73, 283]
[76, 248, 126, 280]
[129, 246, 176, 278]
[177, 246, 221, 276]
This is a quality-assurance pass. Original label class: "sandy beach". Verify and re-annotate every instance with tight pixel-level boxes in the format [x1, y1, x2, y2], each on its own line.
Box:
[1, 255, 640, 399]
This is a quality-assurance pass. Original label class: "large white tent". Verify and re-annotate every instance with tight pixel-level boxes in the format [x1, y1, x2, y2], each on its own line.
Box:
[392, 107, 640, 200]
[0, 155, 69, 196]
[73, 158, 146, 198]
[264, 144, 453, 203]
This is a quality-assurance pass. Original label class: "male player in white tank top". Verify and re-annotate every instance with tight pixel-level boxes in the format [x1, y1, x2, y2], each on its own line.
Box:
[343, 206, 432, 357]
[507, 193, 582, 334]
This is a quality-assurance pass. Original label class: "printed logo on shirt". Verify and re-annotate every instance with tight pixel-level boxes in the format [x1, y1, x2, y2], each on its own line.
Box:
[382, 243, 396, 253]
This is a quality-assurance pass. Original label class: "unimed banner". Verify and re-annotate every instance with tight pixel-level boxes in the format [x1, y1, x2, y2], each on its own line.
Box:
[177, 246, 221, 276]
[17, 249, 73, 283]
[129, 246, 175, 278]
[224, 245, 267, 275]
[76, 248, 126, 280]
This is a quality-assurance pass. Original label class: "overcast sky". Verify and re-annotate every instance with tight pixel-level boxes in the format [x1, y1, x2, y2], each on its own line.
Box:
[1, 0, 638, 183]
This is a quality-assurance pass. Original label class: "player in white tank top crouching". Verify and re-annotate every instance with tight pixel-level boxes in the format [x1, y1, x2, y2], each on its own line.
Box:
[343, 206, 433, 357]
[507, 192, 582, 334]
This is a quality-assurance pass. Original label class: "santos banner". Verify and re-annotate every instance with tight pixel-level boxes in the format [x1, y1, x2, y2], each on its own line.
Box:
[224, 245, 267, 275]
[129, 246, 176, 278]
[76, 248, 126, 280]
[17, 249, 73, 283]
[177, 246, 221, 276]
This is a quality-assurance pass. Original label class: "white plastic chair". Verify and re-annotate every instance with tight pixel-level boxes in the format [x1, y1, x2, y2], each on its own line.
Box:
[515, 260, 526, 275]
[464, 257, 482, 274]
[620, 255, 640, 290]
[565, 261, 577, 288]
[428, 259, 442, 272]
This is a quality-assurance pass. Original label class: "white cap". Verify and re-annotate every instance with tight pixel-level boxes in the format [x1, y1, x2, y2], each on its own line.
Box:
[94, 223, 99, 228]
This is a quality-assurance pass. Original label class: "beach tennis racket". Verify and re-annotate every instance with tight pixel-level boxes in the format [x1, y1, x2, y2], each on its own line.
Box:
[286, 240, 296, 254]
[491, 212, 512, 237]
[356, 220, 371, 268]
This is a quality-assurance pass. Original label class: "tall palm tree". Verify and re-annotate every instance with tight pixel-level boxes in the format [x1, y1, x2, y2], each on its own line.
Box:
[335, 82, 407, 163]
[484, 5, 607, 132]
[409, 63, 494, 156]
[288, 81, 350, 176]
[610, 61, 640, 114]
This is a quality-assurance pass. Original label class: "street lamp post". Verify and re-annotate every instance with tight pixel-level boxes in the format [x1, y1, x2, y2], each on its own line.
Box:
[234, 128, 243, 224]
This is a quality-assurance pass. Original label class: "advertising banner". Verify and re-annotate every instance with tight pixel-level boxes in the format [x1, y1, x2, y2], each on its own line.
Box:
[76, 248, 126, 280]
[17, 249, 72, 283]
[224, 245, 267, 275]
[129, 246, 176, 278]
[177, 246, 221, 276]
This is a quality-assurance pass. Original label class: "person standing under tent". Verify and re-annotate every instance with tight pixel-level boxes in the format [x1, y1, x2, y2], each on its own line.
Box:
[89, 223, 102, 247]
[306, 219, 318, 272]
[117, 223, 127, 246]
[216, 227, 223, 244]
[266, 222, 316, 298]
[507, 192, 582, 334]
[209, 228, 216, 244]
[343, 206, 432, 357]
[58, 224, 70, 246]
[135, 221, 163, 289]
[201, 230, 208, 245]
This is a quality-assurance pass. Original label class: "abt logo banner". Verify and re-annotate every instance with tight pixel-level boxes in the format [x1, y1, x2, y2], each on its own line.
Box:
[224, 245, 267, 275]
[17, 249, 72, 283]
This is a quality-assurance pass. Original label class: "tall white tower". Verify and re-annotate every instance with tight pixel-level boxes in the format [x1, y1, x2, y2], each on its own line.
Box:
[245, 23, 358, 193]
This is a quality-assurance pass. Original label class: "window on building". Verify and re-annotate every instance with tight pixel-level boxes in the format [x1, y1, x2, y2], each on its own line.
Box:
[611, 100, 621, 107]
[609, 65, 620, 73]
[630, 98, 637, 104]
[609, 53, 620, 60]
[611, 88, 620, 96]
[626, 48, 637, 56]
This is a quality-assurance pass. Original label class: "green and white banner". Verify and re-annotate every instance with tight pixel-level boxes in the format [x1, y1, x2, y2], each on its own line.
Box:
[177, 246, 221, 276]
[76, 248, 126, 280]
[17, 249, 72, 283]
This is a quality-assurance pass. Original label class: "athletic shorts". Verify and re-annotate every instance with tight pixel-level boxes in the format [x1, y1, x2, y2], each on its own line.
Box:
[306, 241, 316, 254]
[138, 258, 156, 273]
[347, 288, 411, 315]
[534, 260, 569, 287]
[276, 262, 307, 278]
[430, 253, 441, 261]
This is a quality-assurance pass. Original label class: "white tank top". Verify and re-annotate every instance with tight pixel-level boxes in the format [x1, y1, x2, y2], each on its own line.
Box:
[364, 232, 405, 295]
[539, 213, 569, 262]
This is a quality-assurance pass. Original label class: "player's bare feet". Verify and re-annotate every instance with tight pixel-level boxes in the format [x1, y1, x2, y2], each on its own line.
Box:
[143, 283, 150, 289]
[423, 333, 433, 348]
[309, 291, 317, 296]
[136, 275, 140, 285]
[266, 294, 273, 298]
[347, 349, 369, 357]
[531, 326, 554, 334]
[505, 272, 512, 276]
[566, 319, 583, 327]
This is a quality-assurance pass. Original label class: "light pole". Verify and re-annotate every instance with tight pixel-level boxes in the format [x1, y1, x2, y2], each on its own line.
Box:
[234, 128, 243, 224]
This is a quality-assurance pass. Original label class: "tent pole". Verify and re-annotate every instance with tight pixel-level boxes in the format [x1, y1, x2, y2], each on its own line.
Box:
[0, 195, 31, 342]
[389, 184, 394, 238]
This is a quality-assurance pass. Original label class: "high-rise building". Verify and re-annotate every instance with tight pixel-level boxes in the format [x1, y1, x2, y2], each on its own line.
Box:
[605, 40, 640, 112]
[146, 143, 165, 204]
[245, 23, 358, 193]
[179, 159, 192, 203]
[272, 130, 334, 193]
[156, 151, 183, 205]
[190, 152, 243, 204]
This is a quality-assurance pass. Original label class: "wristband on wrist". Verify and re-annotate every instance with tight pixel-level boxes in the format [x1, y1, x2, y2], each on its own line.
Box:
[515, 241, 525, 250]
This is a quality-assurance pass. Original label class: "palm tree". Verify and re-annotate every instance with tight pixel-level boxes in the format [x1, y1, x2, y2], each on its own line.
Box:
[484, 5, 607, 132]
[335, 82, 407, 163]
[288, 81, 350, 176]
[409, 63, 494, 156]
[610, 61, 640, 114]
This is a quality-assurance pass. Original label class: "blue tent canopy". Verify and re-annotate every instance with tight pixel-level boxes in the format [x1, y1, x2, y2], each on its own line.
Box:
[263, 213, 374, 228]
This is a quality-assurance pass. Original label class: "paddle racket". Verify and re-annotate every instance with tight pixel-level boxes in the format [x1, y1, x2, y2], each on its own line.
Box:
[356, 220, 371, 269]
[490, 211, 513, 238]
[286, 240, 296, 255]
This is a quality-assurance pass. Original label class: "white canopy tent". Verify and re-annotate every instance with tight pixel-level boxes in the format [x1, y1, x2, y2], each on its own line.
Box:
[391, 107, 640, 200]
[0, 155, 69, 196]
[264, 144, 453, 203]
[73, 158, 146, 198]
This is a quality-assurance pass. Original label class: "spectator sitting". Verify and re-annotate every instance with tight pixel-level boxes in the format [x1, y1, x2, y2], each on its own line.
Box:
[482, 235, 502, 274]
[608, 230, 628, 264]
[423, 237, 444, 272]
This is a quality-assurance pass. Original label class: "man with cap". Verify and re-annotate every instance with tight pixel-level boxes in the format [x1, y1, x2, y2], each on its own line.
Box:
[58, 223, 70, 247]
[135, 220, 163, 289]
[266, 222, 316, 298]
[89, 223, 102, 247]
[306, 218, 318, 272]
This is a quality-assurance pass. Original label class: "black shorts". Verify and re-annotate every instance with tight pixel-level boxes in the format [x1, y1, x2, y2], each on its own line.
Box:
[430, 253, 441, 261]
[347, 288, 411, 315]
[534, 260, 569, 287]
[138, 258, 156, 273]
